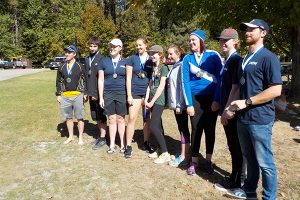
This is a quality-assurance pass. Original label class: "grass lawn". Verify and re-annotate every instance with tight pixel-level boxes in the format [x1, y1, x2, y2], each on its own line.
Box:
[0, 70, 299, 200]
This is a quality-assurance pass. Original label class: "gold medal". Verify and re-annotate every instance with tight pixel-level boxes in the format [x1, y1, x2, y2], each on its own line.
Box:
[66, 77, 71, 83]
[240, 76, 245, 85]
[113, 73, 117, 79]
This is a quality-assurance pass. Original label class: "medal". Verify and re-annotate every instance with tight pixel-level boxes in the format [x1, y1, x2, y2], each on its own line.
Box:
[66, 77, 71, 83]
[113, 73, 117, 79]
[196, 71, 203, 78]
[138, 72, 145, 78]
[240, 76, 245, 85]
[88, 70, 92, 76]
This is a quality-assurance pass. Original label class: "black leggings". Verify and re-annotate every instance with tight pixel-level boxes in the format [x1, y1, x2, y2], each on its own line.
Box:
[174, 110, 190, 144]
[223, 117, 246, 187]
[190, 94, 218, 157]
[149, 104, 167, 152]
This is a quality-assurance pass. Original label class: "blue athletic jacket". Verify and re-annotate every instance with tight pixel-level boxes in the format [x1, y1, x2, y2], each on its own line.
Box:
[182, 50, 223, 107]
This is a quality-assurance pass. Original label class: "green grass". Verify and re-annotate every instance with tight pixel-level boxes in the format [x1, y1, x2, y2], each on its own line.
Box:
[0, 71, 299, 200]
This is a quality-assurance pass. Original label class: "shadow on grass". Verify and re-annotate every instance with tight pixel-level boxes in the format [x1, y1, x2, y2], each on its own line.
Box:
[57, 120, 99, 139]
[132, 129, 182, 155]
[132, 129, 229, 184]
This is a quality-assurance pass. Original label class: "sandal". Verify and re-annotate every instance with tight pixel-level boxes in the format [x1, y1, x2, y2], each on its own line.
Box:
[107, 147, 116, 154]
[120, 147, 125, 153]
[63, 138, 74, 144]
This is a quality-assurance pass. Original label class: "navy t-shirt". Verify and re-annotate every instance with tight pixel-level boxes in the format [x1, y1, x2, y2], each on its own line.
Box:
[126, 54, 153, 96]
[236, 47, 282, 125]
[220, 53, 242, 113]
[98, 56, 127, 93]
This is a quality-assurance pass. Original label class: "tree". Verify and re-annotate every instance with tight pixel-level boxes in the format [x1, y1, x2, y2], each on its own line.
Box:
[76, 1, 117, 57]
[0, 14, 15, 59]
[194, 0, 300, 98]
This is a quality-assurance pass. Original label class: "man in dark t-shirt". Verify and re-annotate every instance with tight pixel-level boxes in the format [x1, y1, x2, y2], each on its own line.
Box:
[85, 37, 107, 150]
[225, 19, 282, 200]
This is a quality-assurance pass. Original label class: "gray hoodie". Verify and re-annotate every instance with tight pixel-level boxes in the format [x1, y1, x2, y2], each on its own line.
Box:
[167, 61, 186, 110]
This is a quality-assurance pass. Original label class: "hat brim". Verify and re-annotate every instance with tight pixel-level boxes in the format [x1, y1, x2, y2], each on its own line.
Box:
[109, 42, 122, 47]
[217, 36, 237, 39]
[64, 47, 76, 53]
[239, 22, 260, 31]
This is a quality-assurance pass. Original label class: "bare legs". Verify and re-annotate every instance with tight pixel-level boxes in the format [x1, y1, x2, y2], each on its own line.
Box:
[126, 99, 142, 146]
[108, 114, 125, 149]
[64, 118, 84, 145]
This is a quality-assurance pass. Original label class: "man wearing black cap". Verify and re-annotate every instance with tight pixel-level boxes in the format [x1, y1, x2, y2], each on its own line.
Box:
[56, 45, 87, 145]
[226, 19, 282, 200]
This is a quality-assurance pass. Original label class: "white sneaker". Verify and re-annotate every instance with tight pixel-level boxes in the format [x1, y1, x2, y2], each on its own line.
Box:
[148, 149, 161, 158]
[154, 152, 171, 164]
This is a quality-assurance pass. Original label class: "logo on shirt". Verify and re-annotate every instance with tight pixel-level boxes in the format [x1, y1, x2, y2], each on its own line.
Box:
[249, 62, 258, 66]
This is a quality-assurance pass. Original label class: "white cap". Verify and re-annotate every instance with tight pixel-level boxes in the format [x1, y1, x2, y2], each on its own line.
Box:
[109, 38, 123, 47]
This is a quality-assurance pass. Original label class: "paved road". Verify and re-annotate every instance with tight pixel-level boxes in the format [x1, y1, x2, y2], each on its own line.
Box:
[0, 69, 48, 81]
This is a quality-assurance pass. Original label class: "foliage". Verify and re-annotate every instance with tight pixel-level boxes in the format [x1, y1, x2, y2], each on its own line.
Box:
[76, 1, 117, 57]
[0, 14, 15, 59]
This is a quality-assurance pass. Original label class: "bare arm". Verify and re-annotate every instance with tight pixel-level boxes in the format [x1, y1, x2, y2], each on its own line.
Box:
[98, 70, 105, 108]
[231, 84, 282, 110]
[126, 65, 133, 105]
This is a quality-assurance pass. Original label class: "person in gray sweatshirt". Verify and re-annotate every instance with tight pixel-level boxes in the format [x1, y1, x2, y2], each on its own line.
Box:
[166, 45, 196, 167]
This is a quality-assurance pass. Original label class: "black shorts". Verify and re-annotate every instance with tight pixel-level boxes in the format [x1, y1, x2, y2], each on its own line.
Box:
[89, 96, 107, 122]
[104, 90, 128, 116]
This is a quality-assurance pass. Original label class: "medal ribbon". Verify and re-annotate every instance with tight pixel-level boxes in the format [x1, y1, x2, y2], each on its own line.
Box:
[89, 51, 99, 68]
[242, 45, 264, 71]
[111, 55, 120, 75]
[167, 59, 180, 78]
[138, 54, 149, 71]
[220, 51, 237, 75]
[66, 60, 76, 76]
[194, 52, 204, 67]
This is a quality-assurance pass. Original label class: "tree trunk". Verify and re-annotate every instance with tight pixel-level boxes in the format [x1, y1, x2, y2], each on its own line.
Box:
[290, 26, 300, 99]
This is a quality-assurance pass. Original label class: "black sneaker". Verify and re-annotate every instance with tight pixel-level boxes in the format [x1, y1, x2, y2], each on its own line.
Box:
[124, 146, 133, 158]
[92, 138, 106, 150]
[214, 177, 239, 192]
[142, 141, 154, 153]
[91, 138, 100, 145]
[204, 160, 214, 175]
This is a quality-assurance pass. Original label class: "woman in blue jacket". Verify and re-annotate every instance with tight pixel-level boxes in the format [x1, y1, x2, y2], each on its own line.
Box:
[182, 30, 223, 175]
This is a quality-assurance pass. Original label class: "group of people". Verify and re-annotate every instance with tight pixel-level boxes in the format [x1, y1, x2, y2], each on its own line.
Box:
[55, 19, 282, 200]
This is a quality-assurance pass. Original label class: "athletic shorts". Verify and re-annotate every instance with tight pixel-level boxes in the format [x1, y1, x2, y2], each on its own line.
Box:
[60, 93, 84, 119]
[104, 90, 128, 116]
[89, 96, 107, 122]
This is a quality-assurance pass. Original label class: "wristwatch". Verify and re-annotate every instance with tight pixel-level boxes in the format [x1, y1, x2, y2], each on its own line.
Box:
[245, 98, 252, 106]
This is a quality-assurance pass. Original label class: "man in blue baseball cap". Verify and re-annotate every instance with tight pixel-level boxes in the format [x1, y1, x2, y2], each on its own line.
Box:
[224, 19, 282, 200]
[56, 44, 87, 145]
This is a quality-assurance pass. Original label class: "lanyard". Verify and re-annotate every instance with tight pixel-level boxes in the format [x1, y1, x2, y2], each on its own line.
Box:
[112, 55, 120, 71]
[194, 52, 204, 67]
[242, 45, 264, 71]
[66, 60, 75, 76]
[167, 59, 180, 78]
[89, 51, 99, 67]
[220, 51, 237, 75]
[152, 65, 158, 82]
[138, 54, 149, 70]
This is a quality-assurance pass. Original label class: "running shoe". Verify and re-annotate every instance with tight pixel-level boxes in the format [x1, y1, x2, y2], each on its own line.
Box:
[204, 160, 214, 175]
[92, 138, 106, 150]
[154, 152, 171, 164]
[124, 146, 133, 158]
[187, 162, 198, 176]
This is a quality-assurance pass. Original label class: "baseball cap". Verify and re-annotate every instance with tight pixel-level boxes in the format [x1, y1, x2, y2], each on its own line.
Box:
[217, 28, 239, 39]
[240, 19, 269, 33]
[148, 45, 164, 53]
[190, 30, 205, 42]
[65, 45, 78, 54]
[109, 38, 123, 47]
